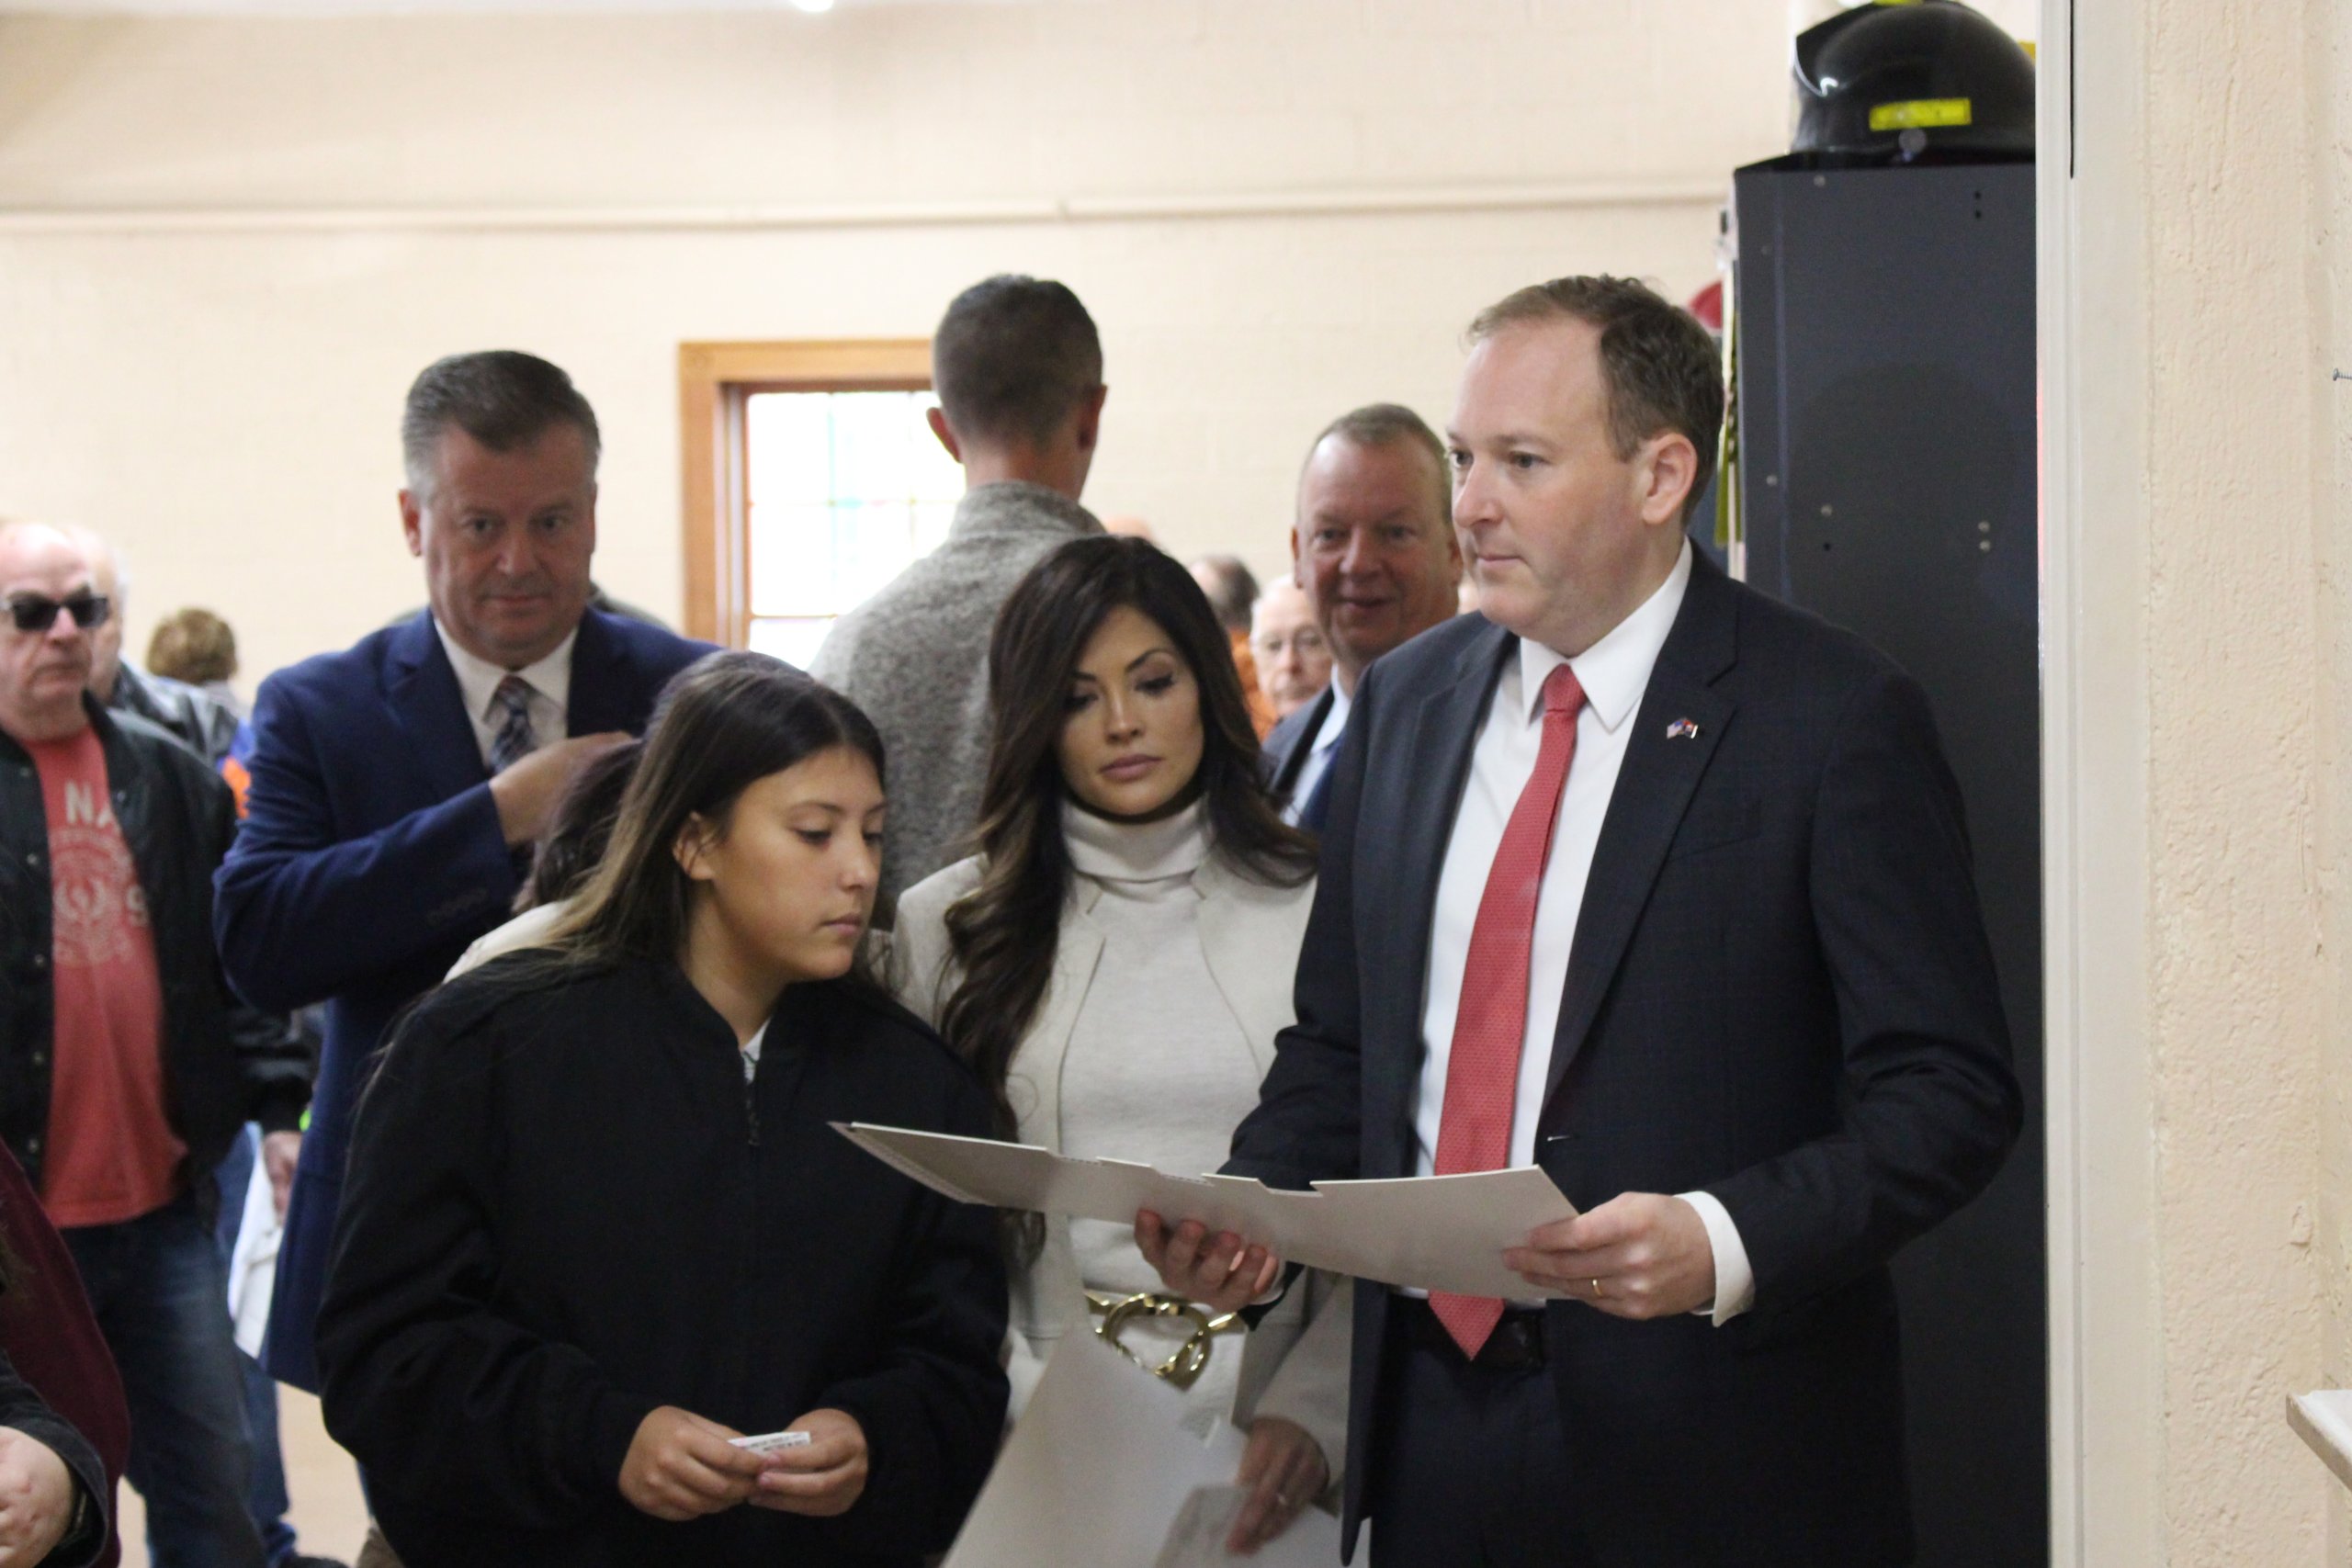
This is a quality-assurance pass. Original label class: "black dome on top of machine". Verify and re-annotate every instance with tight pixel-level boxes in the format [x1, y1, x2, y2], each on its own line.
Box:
[1789, 0, 2034, 165]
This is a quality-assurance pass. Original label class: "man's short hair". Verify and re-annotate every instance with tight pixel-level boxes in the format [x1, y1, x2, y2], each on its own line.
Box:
[1300, 402, 1451, 525]
[1190, 555, 1260, 635]
[932, 276, 1103, 448]
[1466, 276, 1724, 525]
[401, 351, 602, 496]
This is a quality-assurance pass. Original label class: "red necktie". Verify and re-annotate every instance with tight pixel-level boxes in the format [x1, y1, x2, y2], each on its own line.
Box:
[1430, 661, 1586, 1358]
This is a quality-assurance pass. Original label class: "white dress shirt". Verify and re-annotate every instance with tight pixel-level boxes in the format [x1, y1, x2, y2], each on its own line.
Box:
[1279, 682, 1353, 828]
[434, 620, 576, 771]
[1409, 541, 1755, 1324]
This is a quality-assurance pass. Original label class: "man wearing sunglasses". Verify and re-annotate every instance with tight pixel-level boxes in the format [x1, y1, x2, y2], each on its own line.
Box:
[62, 526, 241, 773]
[0, 520, 313, 1568]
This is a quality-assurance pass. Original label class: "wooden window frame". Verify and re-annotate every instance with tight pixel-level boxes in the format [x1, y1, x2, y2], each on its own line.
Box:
[678, 338, 933, 646]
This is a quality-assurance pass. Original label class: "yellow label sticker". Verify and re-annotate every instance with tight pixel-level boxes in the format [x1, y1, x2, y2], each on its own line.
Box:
[1870, 98, 1973, 131]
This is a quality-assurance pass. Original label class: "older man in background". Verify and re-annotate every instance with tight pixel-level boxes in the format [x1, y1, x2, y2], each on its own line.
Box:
[64, 527, 240, 771]
[810, 275, 1107, 915]
[1249, 577, 1331, 724]
[215, 350, 708, 1409]
[1262, 404, 1462, 828]
[0, 520, 313, 1568]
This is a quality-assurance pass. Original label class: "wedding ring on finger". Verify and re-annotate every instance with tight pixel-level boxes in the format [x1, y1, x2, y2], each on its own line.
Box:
[1591, 1277, 1606, 1299]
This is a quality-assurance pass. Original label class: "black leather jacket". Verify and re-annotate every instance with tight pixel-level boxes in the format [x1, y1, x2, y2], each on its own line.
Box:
[108, 662, 240, 770]
[0, 697, 309, 1196]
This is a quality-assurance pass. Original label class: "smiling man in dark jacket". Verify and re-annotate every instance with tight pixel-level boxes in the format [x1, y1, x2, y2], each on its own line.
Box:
[0, 520, 311, 1568]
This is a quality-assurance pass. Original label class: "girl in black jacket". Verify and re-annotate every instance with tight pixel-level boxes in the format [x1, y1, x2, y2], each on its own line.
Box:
[316, 653, 1008, 1568]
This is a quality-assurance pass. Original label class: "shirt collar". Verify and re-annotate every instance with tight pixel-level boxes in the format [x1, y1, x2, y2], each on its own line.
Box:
[1517, 537, 1693, 731]
[434, 619, 578, 722]
[1309, 682, 1354, 758]
[947, 481, 1102, 544]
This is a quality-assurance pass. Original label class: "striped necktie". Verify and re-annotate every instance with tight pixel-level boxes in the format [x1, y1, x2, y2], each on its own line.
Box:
[488, 674, 537, 774]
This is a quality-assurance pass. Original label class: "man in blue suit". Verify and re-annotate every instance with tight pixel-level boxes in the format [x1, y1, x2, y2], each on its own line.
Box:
[215, 351, 710, 1399]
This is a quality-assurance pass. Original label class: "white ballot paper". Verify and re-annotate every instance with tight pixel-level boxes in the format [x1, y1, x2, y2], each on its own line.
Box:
[834, 1122, 1578, 1300]
[944, 1328, 1346, 1568]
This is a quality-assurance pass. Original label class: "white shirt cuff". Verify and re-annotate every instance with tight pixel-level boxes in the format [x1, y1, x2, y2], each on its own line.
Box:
[1677, 1190, 1756, 1325]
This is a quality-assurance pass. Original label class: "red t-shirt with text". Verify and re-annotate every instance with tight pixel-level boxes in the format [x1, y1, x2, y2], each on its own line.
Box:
[28, 726, 183, 1228]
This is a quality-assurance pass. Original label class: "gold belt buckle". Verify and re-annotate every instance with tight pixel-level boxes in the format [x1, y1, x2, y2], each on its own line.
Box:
[1087, 1291, 1241, 1391]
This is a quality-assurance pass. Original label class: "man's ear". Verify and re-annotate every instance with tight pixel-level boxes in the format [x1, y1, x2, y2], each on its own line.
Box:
[1071, 384, 1108, 454]
[673, 814, 718, 883]
[1639, 433, 1700, 530]
[926, 406, 963, 465]
[399, 490, 425, 558]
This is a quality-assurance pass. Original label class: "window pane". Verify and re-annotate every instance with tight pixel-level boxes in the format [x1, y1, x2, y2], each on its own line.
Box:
[749, 503, 839, 616]
[834, 500, 913, 604]
[741, 387, 956, 639]
[831, 392, 917, 502]
[746, 393, 832, 506]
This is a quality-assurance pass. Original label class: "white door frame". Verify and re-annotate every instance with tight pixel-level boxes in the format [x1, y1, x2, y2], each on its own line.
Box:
[2040, 2, 2165, 1564]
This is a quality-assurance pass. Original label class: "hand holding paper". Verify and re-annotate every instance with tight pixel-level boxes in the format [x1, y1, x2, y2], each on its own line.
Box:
[1135, 1210, 1282, 1315]
[748, 1408, 868, 1517]
[1503, 1192, 1718, 1319]
[835, 1122, 1580, 1300]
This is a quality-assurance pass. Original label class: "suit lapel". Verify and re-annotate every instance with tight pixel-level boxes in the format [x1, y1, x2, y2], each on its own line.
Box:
[383, 614, 491, 804]
[1541, 556, 1742, 1109]
[1388, 626, 1513, 1000]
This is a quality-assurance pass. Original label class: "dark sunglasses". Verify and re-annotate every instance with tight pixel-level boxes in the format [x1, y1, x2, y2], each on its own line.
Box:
[5, 592, 111, 634]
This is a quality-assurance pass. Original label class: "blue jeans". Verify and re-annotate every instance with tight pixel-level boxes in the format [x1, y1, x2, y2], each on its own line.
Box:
[211, 1127, 300, 1566]
[64, 1191, 270, 1568]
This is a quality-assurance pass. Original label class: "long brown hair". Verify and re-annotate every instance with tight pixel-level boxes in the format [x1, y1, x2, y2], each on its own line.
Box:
[940, 536, 1314, 1146]
[549, 652, 886, 975]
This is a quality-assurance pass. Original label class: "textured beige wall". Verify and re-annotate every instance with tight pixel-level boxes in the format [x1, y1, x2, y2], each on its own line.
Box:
[2324, 0, 2352, 1553]
[2118, 0, 2341, 1559]
[0, 0, 1792, 686]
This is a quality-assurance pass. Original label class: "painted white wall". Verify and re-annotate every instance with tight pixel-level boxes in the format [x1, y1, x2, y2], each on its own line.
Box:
[0, 0, 1802, 683]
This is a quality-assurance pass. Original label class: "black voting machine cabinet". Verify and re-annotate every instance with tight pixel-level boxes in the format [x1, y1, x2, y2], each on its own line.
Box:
[1726, 156, 2044, 1564]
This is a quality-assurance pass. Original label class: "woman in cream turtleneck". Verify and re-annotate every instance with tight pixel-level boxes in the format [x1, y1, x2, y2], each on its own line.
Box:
[888, 536, 1346, 1557]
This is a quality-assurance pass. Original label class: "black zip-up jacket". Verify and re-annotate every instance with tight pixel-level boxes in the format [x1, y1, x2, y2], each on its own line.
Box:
[0, 698, 311, 1197]
[318, 954, 1011, 1567]
[0, 1340, 107, 1567]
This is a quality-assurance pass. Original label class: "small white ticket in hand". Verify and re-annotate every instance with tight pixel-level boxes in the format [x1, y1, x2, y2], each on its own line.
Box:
[730, 1430, 812, 1457]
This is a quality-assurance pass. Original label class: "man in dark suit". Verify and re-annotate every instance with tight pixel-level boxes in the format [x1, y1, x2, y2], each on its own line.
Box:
[1262, 404, 1461, 830]
[215, 351, 710, 1398]
[1144, 278, 2020, 1566]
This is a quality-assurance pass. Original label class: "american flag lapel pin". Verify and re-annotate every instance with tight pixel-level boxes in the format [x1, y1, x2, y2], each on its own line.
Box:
[1666, 717, 1701, 740]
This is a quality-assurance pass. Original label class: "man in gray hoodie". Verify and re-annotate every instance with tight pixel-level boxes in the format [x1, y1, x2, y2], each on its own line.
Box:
[811, 274, 1107, 918]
